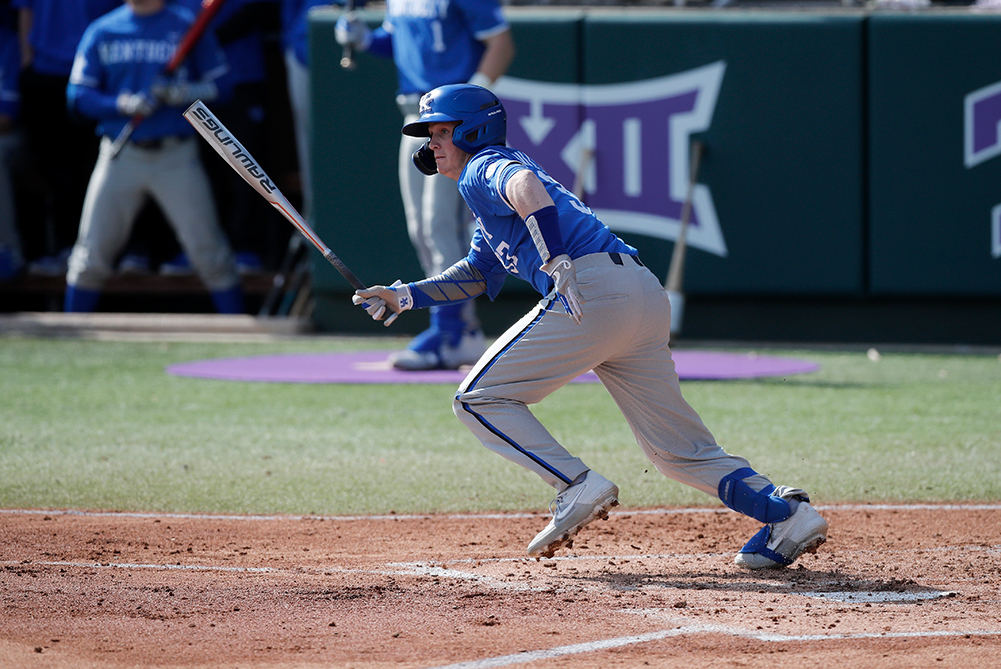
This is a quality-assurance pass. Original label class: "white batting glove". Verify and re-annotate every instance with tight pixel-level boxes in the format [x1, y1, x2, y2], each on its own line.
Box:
[116, 91, 156, 117]
[541, 254, 584, 324]
[352, 280, 411, 327]
[335, 13, 372, 50]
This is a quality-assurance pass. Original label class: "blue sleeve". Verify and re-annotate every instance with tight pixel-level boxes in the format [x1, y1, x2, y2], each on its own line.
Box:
[466, 227, 507, 300]
[368, 26, 392, 58]
[66, 82, 118, 121]
[456, 0, 508, 40]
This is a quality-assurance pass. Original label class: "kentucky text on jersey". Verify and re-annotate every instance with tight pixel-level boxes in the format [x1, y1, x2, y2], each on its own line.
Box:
[387, 0, 448, 20]
[98, 39, 177, 66]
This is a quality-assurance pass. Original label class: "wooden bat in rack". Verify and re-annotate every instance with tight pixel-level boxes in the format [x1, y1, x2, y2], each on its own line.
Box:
[183, 100, 366, 290]
[340, 0, 357, 70]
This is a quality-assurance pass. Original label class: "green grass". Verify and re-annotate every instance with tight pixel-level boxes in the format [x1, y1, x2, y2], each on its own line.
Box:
[1, 336, 999, 515]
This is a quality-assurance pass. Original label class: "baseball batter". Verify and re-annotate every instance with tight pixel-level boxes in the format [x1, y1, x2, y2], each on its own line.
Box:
[353, 84, 829, 568]
[336, 0, 514, 371]
[63, 0, 243, 313]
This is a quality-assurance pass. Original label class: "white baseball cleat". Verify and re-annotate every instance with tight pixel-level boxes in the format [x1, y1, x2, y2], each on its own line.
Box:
[527, 471, 619, 559]
[391, 329, 486, 371]
[734, 487, 828, 570]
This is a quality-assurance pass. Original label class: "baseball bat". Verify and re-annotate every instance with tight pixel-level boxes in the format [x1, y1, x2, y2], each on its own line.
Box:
[339, 0, 357, 70]
[664, 140, 704, 293]
[183, 100, 367, 290]
[109, 0, 229, 158]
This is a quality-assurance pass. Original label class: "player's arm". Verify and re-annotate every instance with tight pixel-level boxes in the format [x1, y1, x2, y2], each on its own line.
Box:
[352, 260, 489, 327]
[503, 167, 585, 324]
[470, 28, 514, 86]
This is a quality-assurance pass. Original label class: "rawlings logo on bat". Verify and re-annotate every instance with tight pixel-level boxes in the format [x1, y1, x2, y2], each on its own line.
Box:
[189, 106, 277, 195]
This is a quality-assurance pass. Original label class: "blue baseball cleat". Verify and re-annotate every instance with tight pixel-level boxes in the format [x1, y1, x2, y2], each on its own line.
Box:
[734, 486, 828, 569]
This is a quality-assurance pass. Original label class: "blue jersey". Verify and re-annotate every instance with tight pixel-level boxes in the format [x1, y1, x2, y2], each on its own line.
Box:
[0, 25, 19, 119]
[460, 145, 637, 299]
[176, 0, 272, 87]
[13, 0, 121, 76]
[67, 3, 229, 141]
[382, 0, 507, 95]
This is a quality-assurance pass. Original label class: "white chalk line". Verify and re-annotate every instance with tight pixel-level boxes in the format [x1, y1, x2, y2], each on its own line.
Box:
[421, 617, 1001, 669]
[3, 503, 1001, 524]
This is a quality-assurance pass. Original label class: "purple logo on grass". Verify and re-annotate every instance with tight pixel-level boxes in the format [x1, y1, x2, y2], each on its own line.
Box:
[494, 62, 728, 257]
[964, 79, 1001, 258]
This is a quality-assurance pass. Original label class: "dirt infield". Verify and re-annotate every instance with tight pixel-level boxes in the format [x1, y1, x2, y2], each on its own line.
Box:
[2, 505, 1000, 668]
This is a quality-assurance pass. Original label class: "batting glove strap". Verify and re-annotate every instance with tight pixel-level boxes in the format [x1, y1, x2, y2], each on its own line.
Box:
[392, 282, 414, 311]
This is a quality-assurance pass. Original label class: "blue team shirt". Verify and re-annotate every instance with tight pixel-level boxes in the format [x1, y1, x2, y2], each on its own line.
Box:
[13, 0, 121, 77]
[0, 26, 19, 119]
[67, 3, 229, 141]
[382, 0, 507, 95]
[459, 145, 637, 299]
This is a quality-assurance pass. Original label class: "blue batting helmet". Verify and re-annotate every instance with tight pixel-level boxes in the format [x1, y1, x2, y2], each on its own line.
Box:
[402, 84, 506, 154]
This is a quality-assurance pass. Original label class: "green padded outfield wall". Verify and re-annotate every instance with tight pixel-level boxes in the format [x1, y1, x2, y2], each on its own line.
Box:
[307, 9, 866, 329]
[868, 13, 1001, 296]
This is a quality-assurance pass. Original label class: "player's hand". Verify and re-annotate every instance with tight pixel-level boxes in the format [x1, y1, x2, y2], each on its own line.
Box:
[116, 91, 156, 117]
[541, 254, 584, 324]
[352, 280, 410, 327]
[335, 13, 372, 51]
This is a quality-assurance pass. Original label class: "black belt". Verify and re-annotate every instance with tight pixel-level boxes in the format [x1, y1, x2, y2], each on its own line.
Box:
[608, 252, 643, 267]
[131, 136, 181, 150]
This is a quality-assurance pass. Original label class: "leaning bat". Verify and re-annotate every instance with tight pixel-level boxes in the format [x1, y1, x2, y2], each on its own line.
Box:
[109, 0, 229, 158]
[664, 140, 704, 293]
[340, 0, 357, 70]
[183, 100, 367, 290]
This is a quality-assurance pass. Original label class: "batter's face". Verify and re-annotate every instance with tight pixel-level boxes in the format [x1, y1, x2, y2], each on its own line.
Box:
[427, 122, 472, 181]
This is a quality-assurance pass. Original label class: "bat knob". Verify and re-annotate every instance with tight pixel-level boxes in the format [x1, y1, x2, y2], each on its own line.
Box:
[340, 57, 356, 71]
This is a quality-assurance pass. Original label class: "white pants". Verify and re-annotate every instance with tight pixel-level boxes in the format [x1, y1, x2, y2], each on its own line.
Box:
[454, 253, 770, 497]
[67, 136, 238, 291]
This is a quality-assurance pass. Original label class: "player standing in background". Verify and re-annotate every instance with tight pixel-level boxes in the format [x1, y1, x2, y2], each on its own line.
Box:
[352, 85, 829, 568]
[13, 0, 121, 276]
[281, 0, 330, 227]
[0, 3, 24, 281]
[63, 0, 244, 314]
[189, 0, 283, 274]
[335, 0, 514, 371]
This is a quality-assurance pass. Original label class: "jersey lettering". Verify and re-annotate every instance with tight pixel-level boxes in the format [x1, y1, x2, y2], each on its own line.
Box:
[477, 219, 519, 274]
[98, 39, 176, 66]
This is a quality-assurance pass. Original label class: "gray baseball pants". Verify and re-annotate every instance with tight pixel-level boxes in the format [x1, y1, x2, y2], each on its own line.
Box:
[453, 252, 771, 497]
[66, 136, 238, 292]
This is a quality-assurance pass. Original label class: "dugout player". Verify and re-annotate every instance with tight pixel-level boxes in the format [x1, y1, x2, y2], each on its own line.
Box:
[352, 84, 829, 568]
[335, 0, 514, 371]
[63, 0, 244, 314]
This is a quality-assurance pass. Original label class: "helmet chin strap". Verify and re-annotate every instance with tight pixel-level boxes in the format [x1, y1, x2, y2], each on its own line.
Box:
[413, 140, 438, 175]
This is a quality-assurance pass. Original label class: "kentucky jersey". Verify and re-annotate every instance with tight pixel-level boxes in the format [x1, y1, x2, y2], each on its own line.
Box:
[460, 145, 637, 299]
[67, 3, 229, 141]
[383, 0, 508, 95]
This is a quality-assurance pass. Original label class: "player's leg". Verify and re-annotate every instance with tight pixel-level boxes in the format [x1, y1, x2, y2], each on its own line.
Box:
[150, 139, 242, 313]
[65, 139, 147, 310]
[454, 255, 657, 556]
[284, 48, 312, 222]
[594, 262, 827, 569]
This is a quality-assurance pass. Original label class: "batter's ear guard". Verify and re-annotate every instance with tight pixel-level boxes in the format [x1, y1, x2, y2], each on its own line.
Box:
[413, 140, 437, 175]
